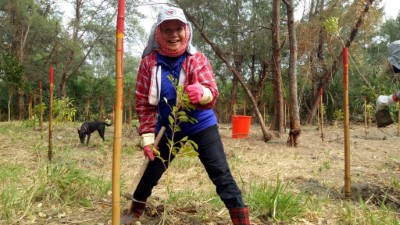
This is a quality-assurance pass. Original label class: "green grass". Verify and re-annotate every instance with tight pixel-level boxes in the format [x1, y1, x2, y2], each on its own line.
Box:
[33, 162, 110, 206]
[170, 156, 199, 170]
[340, 200, 400, 225]
[0, 165, 24, 221]
[0, 160, 111, 223]
[391, 176, 400, 191]
[318, 160, 332, 172]
[1, 121, 400, 224]
[246, 179, 306, 223]
[0, 163, 27, 181]
[0, 164, 30, 222]
[0, 181, 20, 222]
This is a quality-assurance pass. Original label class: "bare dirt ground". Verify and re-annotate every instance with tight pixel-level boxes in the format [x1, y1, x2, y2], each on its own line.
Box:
[1, 121, 400, 224]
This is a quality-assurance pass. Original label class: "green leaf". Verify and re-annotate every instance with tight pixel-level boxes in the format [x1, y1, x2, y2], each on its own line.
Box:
[168, 116, 174, 125]
[178, 115, 189, 122]
[180, 136, 188, 142]
[186, 140, 198, 150]
[323, 17, 339, 34]
[186, 151, 199, 157]
[175, 126, 181, 132]
[177, 111, 187, 116]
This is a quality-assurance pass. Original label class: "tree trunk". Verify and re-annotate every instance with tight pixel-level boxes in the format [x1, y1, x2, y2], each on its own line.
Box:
[11, 12, 29, 121]
[8, 89, 12, 122]
[128, 88, 132, 125]
[230, 0, 242, 118]
[283, 0, 301, 147]
[231, 77, 239, 116]
[57, 0, 115, 99]
[305, 0, 375, 124]
[183, 10, 273, 142]
[60, 71, 68, 99]
[270, 0, 284, 133]
[59, 0, 80, 99]
[85, 96, 91, 121]
[18, 88, 24, 120]
[99, 96, 105, 121]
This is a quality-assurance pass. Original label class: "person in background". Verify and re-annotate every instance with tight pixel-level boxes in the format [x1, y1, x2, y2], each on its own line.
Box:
[121, 6, 250, 225]
[376, 92, 400, 110]
[376, 40, 400, 110]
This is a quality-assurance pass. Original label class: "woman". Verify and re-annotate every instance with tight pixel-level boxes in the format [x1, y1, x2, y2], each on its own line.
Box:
[121, 6, 250, 225]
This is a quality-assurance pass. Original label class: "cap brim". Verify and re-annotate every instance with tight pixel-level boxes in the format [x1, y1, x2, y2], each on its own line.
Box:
[156, 18, 187, 26]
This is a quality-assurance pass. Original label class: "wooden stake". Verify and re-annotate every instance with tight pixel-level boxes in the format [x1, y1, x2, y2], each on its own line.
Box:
[33, 89, 36, 131]
[364, 96, 367, 136]
[124, 127, 166, 200]
[85, 96, 91, 121]
[112, 1, 125, 223]
[39, 82, 43, 139]
[284, 100, 287, 133]
[28, 94, 32, 123]
[320, 88, 324, 141]
[232, 98, 236, 116]
[48, 67, 54, 161]
[73, 102, 76, 126]
[343, 48, 351, 199]
[243, 99, 246, 115]
[99, 96, 104, 120]
[128, 87, 132, 126]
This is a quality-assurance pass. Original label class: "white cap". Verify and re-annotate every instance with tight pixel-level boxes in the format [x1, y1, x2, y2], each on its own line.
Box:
[156, 7, 188, 26]
[141, 7, 196, 58]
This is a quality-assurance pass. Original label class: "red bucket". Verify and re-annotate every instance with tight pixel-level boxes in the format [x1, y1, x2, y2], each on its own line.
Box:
[232, 115, 252, 138]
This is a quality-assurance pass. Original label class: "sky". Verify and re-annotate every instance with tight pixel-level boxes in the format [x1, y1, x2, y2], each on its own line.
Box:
[380, 0, 399, 20]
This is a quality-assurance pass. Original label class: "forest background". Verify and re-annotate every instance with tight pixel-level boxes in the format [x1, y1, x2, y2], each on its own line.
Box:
[0, 0, 400, 137]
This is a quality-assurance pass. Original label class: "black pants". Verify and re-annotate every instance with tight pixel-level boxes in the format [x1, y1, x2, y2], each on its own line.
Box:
[133, 125, 245, 209]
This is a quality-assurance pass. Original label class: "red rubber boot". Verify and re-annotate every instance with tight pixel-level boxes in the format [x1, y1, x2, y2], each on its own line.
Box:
[229, 207, 250, 225]
[120, 200, 146, 225]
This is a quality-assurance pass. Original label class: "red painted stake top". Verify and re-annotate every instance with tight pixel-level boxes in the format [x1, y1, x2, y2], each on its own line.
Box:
[343, 48, 348, 90]
[50, 67, 54, 84]
[116, 1, 125, 34]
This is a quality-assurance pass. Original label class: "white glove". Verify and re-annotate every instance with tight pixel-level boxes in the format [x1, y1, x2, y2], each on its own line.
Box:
[376, 95, 394, 111]
[141, 133, 155, 146]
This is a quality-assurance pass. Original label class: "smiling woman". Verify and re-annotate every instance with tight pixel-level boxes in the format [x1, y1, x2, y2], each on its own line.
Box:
[121, 5, 250, 225]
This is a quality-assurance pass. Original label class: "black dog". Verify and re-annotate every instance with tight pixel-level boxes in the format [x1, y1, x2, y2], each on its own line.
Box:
[78, 121, 112, 145]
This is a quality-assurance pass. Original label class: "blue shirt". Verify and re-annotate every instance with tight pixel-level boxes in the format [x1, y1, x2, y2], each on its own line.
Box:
[155, 53, 217, 137]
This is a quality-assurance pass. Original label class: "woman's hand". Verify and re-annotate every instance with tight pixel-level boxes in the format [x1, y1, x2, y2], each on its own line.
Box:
[185, 82, 204, 104]
[143, 145, 155, 161]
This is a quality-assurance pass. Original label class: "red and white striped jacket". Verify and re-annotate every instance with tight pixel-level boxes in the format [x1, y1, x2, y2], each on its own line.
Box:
[135, 51, 219, 136]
